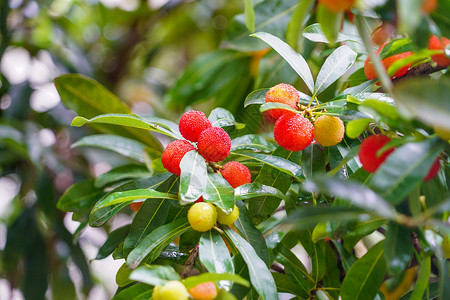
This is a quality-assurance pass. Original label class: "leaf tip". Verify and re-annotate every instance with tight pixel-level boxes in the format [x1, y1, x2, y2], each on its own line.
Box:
[71, 116, 88, 127]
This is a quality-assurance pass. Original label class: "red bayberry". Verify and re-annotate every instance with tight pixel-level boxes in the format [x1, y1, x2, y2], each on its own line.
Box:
[265, 83, 299, 120]
[428, 35, 450, 67]
[274, 113, 314, 151]
[129, 202, 143, 211]
[424, 157, 440, 181]
[197, 127, 231, 162]
[358, 135, 395, 173]
[364, 42, 413, 80]
[221, 161, 251, 188]
[319, 0, 356, 12]
[162, 139, 195, 176]
[179, 110, 212, 142]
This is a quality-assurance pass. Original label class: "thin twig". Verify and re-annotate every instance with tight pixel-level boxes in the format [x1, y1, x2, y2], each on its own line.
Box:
[180, 243, 199, 279]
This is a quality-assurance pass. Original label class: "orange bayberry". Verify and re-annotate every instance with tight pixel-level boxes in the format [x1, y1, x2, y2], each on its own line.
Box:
[364, 42, 413, 80]
[358, 135, 395, 173]
[274, 113, 314, 151]
[265, 83, 299, 120]
[188, 281, 218, 300]
[162, 139, 195, 176]
[319, 0, 356, 12]
[221, 161, 251, 188]
[424, 157, 440, 181]
[370, 23, 396, 46]
[129, 202, 143, 211]
[422, 0, 437, 13]
[179, 110, 212, 142]
[313, 115, 345, 147]
[428, 35, 450, 67]
[197, 127, 231, 162]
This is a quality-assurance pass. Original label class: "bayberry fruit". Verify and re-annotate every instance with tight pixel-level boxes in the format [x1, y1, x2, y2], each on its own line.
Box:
[129, 202, 143, 211]
[364, 42, 413, 80]
[221, 161, 251, 188]
[422, 0, 437, 13]
[358, 135, 395, 173]
[370, 23, 396, 46]
[179, 110, 212, 142]
[188, 281, 218, 300]
[187, 202, 217, 232]
[319, 0, 356, 12]
[153, 281, 189, 300]
[424, 157, 440, 181]
[197, 127, 231, 162]
[313, 115, 345, 147]
[162, 139, 195, 176]
[274, 113, 314, 151]
[217, 205, 239, 226]
[434, 126, 450, 141]
[428, 35, 450, 67]
[265, 83, 299, 120]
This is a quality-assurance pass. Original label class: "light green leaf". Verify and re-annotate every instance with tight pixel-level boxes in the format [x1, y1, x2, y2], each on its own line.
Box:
[286, 0, 315, 48]
[199, 230, 234, 274]
[179, 150, 207, 204]
[346, 119, 372, 139]
[317, 4, 343, 44]
[204, 172, 235, 214]
[234, 183, 285, 202]
[243, 0, 255, 32]
[129, 265, 181, 286]
[183, 272, 250, 290]
[231, 134, 275, 152]
[303, 23, 363, 44]
[244, 88, 269, 107]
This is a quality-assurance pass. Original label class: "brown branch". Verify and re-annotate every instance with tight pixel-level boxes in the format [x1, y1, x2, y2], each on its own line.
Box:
[180, 243, 199, 279]
[392, 62, 446, 83]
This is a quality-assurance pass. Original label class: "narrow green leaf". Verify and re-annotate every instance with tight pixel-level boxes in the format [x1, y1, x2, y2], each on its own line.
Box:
[208, 107, 237, 128]
[111, 284, 152, 300]
[251, 32, 314, 93]
[315, 45, 357, 95]
[286, 0, 315, 48]
[346, 119, 371, 139]
[384, 222, 414, 276]
[243, 0, 255, 32]
[340, 241, 387, 300]
[234, 183, 285, 202]
[129, 265, 181, 286]
[57, 179, 103, 213]
[260, 102, 299, 115]
[95, 164, 150, 188]
[183, 272, 250, 290]
[224, 227, 277, 300]
[303, 23, 363, 44]
[179, 150, 207, 203]
[317, 4, 343, 44]
[273, 272, 307, 296]
[301, 144, 326, 179]
[244, 88, 269, 107]
[127, 218, 191, 269]
[96, 225, 131, 260]
[199, 230, 234, 274]
[231, 134, 275, 153]
[204, 172, 235, 214]
[409, 256, 431, 300]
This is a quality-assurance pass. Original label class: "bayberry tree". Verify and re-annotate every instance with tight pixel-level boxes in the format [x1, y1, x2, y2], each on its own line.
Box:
[2, 0, 449, 299]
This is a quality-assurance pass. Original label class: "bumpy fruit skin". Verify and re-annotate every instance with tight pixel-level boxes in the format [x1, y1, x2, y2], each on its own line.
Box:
[319, 0, 356, 12]
[313, 115, 345, 147]
[274, 113, 314, 151]
[221, 161, 251, 188]
[424, 157, 440, 181]
[265, 83, 299, 120]
[364, 42, 413, 80]
[162, 139, 195, 176]
[197, 127, 231, 162]
[188, 203, 217, 232]
[358, 135, 395, 173]
[428, 35, 450, 67]
[129, 202, 143, 211]
[179, 110, 212, 142]
[434, 126, 450, 141]
[188, 281, 218, 300]
[153, 281, 189, 300]
[217, 205, 239, 225]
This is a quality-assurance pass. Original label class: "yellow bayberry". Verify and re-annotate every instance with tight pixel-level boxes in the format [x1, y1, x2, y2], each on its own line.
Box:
[217, 205, 239, 226]
[187, 203, 218, 232]
[153, 281, 189, 300]
[434, 126, 450, 141]
[313, 115, 345, 147]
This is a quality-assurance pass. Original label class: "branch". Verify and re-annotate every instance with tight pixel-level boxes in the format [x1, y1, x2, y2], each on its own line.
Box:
[392, 62, 445, 83]
[180, 243, 199, 279]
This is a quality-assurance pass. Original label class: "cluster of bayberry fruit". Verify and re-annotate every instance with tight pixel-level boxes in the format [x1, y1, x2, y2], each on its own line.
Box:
[153, 280, 217, 300]
[157, 110, 251, 232]
[265, 83, 345, 152]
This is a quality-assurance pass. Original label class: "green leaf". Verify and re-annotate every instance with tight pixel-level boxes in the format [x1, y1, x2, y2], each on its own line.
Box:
[199, 230, 234, 274]
[111, 284, 152, 300]
[95, 164, 150, 188]
[394, 78, 450, 130]
[244, 88, 269, 107]
[234, 201, 270, 266]
[272, 272, 307, 297]
[234, 183, 285, 202]
[286, 0, 315, 48]
[384, 222, 413, 276]
[297, 231, 326, 284]
[303, 23, 363, 44]
[231, 134, 275, 153]
[316, 4, 343, 44]
[208, 107, 238, 128]
[340, 241, 387, 300]
[397, 0, 422, 34]
[408, 256, 431, 300]
[183, 272, 250, 290]
[260, 102, 299, 115]
[204, 172, 235, 214]
[127, 218, 191, 269]
[129, 265, 181, 286]
[55, 74, 161, 150]
[72, 134, 147, 163]
[346, 119, 371, 139]
[251, 32, 314, 93]
[369, 138, 445, 205]
[223, 227, 277, 300]
[315, 45, 357, 95]
[96, 225, 131, 260]
[243, 0, 255, 32]
[57, 179, 103, 213]
[303, 177, 398, 219]
[179, 150, 207, 204]
[360, 98, 400, 120]
[301, 144, 326, 179]
[71, 113, 182, 140]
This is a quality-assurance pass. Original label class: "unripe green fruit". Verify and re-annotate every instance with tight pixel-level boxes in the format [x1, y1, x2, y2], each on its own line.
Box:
[217, 205, 239, 225]
[434, 126, 450, 141]
[313, 115, 345, 147]
[153, 281, 189, 300]
[188, 203, 217, 232]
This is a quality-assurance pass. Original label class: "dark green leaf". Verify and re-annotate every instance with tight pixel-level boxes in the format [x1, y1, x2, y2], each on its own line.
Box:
[95, 164, 150, 188]
[179, 150, 207, 204]
[244, 88, 269, 107]
[408, 256, 431, 300]
[243, 0, 255, 32]
[234, 183, 285, 202]
[183, 272, 250, 290]
[208, 107, 237, 128]
[204, 172, 235, 214]
[96, 225, 131, 260]
[317, 4, 343, 44]
[286, 0, 315, 48]
[111, 283, 152, 300]
[231, 134, 275, 152]
[57, 179, 103, 213]
[199, 230, 234, 274]
[384, 222, 414, 276]
[301, 144, 326, 179]
[129, 265, 181, 286]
